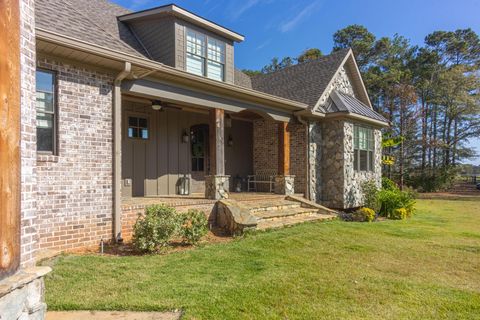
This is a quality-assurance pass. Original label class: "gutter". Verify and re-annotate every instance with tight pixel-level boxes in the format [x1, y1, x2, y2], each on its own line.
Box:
[113, 62, 132, 243]
[295, 114, 311, 201]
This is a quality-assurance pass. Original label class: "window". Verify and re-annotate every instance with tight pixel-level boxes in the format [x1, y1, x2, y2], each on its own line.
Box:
[186, 28, 225, 81]
[354, 125, 375, 172]
[128, 117, 149, 140]
[36, 70, 57, 153]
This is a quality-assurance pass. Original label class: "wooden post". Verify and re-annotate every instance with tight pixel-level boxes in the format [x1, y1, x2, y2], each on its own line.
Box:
[0, 0, 21, 279]
[209, 108, 225, 175]
[277, 122, 290, 176]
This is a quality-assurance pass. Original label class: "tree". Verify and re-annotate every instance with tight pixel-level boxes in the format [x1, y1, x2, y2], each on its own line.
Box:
[333, 24, 376, 71]
[297, 48, 322, 63]
[261, 56, 295, 73]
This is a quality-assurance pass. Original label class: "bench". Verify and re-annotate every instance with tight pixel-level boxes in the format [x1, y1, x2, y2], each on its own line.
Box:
[247, 170, 276, 192]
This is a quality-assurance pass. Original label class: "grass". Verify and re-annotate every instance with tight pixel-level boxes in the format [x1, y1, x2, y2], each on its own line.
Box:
[44, 199, 480, 319]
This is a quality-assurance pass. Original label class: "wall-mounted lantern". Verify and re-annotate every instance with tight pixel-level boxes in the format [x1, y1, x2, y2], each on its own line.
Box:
[227, 135, 233, 147]
[225, 114, 232, 128]
[182, 130, 189, 143]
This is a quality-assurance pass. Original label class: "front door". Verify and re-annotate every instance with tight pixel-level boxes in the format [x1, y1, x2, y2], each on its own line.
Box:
[190, 124, 209, 193]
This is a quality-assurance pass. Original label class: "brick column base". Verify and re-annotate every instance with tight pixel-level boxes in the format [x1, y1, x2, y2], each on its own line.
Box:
[205, 175, 230, 200]
[274, 175, 295, 195]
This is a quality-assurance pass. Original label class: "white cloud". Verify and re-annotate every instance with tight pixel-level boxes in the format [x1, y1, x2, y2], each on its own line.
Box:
[229, 0, 261, 20]
[279, 0, 323, 33]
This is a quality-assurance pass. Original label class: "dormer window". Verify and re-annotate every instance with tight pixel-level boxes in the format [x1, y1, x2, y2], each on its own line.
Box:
[186, 28, 225, 81]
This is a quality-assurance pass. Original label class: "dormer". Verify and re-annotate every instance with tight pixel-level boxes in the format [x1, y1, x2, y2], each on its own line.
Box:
[118, 4, 244, 84]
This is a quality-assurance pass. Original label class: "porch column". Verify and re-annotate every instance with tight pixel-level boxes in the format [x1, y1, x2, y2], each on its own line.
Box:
[275, 121, 295, 195]
[205, 108, 229, 199]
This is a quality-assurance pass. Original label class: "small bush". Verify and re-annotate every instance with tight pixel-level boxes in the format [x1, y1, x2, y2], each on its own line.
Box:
[382, 177, 398, 191]
[133, 204, 178, 252]
[352, 207, 376, 222]
[377, 187, 415, 219]
[362, 180, 380, 212]
[390, 208, 408, 220]
[177, 209, 208, 245]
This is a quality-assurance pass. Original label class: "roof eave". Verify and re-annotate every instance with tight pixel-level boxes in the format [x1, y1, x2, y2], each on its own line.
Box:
[325, 112, 390, 128]
[117, 4, 245, 42]
[35, 28, 306, 112]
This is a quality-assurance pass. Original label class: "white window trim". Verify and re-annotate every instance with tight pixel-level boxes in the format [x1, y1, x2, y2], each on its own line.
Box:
[354, 125, 375, 172]
[185, 27, 226, 82]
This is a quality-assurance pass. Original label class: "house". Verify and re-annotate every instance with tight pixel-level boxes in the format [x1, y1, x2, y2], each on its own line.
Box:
[24, 0, 389, 257]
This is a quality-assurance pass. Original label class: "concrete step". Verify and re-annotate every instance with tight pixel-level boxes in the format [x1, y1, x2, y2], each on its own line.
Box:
[256, 213, 336, 230]
[252, 207, 317, 220]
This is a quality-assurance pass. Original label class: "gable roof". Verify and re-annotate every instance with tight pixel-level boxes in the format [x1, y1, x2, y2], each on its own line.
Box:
[247, 49, 350, 108]
[328, 90, 388, 123]
[117, 4, 245, 42]
[36, 0, 148, 58]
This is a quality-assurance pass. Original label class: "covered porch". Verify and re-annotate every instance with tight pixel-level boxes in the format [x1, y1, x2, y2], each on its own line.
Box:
[119, 77, 304, 201]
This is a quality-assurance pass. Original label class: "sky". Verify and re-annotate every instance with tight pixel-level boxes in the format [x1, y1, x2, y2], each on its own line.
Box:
[112, 0, 480, 165]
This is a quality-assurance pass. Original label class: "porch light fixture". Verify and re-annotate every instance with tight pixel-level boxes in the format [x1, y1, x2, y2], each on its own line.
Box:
[225, 114, 232, 128]
[182, 130, 189, 143]
[227, 134, 233, 147]
[151, 100, 163, 111]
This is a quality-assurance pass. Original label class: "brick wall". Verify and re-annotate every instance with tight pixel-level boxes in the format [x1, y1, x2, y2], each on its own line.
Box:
[252, 118, 307, 194]
[35, 58, 115, 253]
[20, 0, 38, 267]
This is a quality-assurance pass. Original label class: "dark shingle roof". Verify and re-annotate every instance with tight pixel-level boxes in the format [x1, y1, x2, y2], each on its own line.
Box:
[247, 49, 350, 107]
[36, 0, 148, 58]
[327, 90, 388, 123]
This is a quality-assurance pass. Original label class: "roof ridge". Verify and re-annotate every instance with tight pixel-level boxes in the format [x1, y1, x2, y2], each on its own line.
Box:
[251, 48, 350, 79]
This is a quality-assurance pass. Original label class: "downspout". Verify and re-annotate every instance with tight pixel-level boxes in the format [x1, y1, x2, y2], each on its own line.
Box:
[113, 62, 131, 243]
[295, 114, 311, 201]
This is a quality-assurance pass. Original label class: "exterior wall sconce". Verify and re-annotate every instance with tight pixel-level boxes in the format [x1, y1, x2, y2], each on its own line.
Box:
[225, 114, 232, 128]
[182, 130, 189, 143]
[151, 100, 163, 111]
[227, 134, 233, 147]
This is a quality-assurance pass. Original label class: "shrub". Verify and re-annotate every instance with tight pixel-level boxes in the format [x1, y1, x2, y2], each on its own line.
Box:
[378, 188, 415, 219]
[177, 209, 208, 245]
[133, 204, 178, 252]
[391, 208, 408, 220]
[352, 207, 376, 222]
[382, 177, 398, 191]
[361, 180, 380, 212]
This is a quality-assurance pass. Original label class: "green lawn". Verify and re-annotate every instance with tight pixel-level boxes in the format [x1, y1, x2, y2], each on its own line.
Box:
[44, 199, 480, 319]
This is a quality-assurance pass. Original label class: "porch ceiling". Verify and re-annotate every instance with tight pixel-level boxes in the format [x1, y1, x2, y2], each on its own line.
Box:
[122, 78, 294, 122]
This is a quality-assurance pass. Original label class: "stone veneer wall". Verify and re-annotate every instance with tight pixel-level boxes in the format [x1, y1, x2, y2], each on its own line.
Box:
[252, 118, 306, 194]
[35, 58, 115, 253]
[343, 122, 382, 208]
[20, 0, 39, 268]
[315, 66, 354, 112]
[309, 119, 382, 209]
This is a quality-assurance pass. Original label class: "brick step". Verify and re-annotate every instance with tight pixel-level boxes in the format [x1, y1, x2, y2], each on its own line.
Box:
[256, 213, 336, 230]
[252, 207, 317, 220]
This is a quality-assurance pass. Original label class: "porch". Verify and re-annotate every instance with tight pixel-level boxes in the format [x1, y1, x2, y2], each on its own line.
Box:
[121, 192, 336, 240]
[119, 94, 306, 200]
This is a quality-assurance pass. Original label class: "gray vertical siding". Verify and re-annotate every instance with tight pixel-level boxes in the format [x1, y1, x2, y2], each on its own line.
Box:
[129, 16, 176, 66]
[121, 100, 253, 197]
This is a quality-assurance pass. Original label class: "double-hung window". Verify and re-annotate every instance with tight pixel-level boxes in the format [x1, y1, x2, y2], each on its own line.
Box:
[186, 28, 225, 81]
[36, 70, 57, 154]
[354, 125, 375, 172]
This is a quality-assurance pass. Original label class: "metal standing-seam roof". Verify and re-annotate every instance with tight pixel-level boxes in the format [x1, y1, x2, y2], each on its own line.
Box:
[327, 90, 388, 123]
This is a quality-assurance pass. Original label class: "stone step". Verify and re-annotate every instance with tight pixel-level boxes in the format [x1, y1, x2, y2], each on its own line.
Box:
[256, 213, 336, 230]
[252, 207, 317, 220]
[242, 199, 302, 212]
